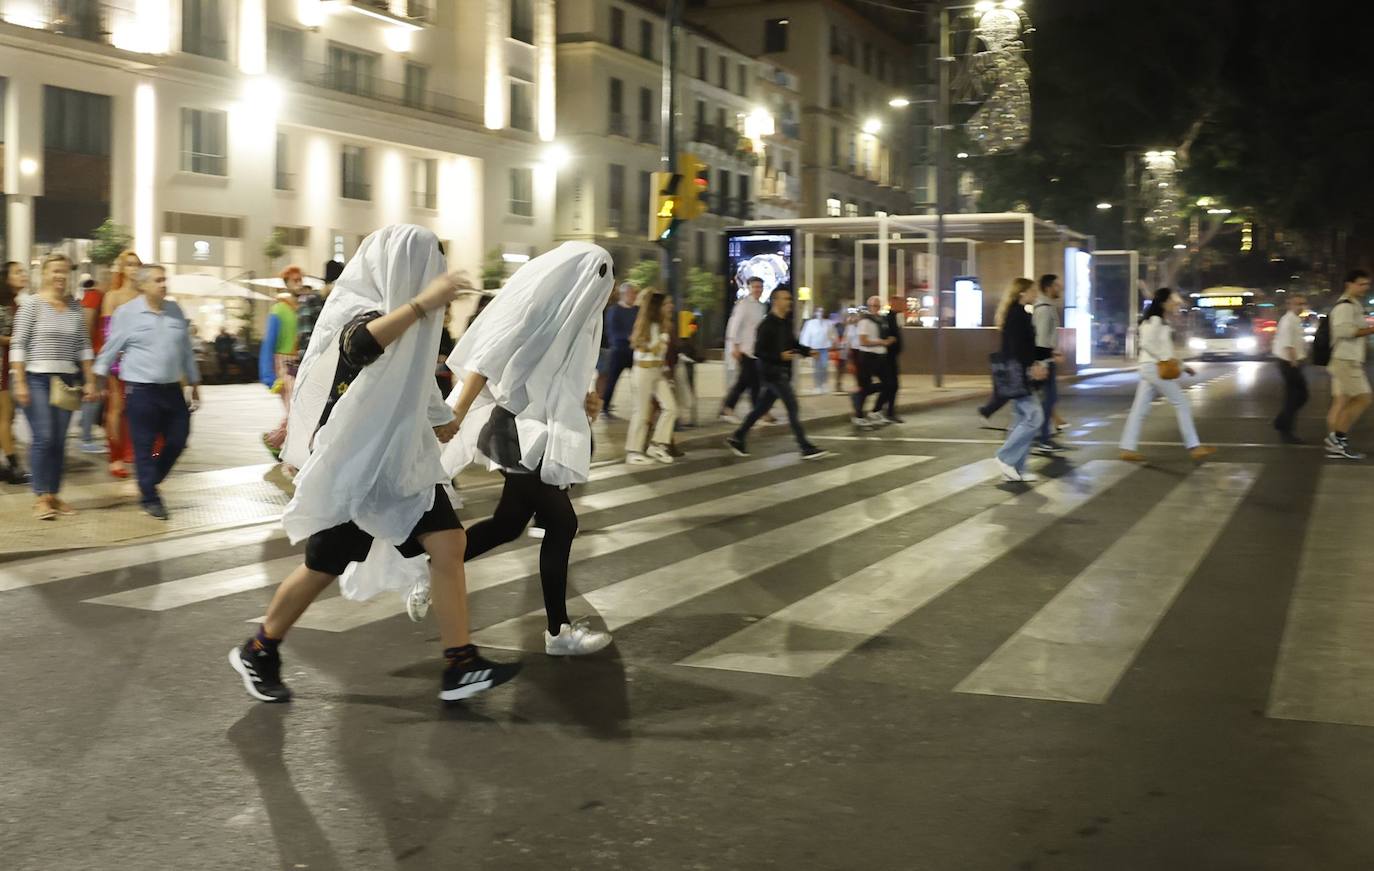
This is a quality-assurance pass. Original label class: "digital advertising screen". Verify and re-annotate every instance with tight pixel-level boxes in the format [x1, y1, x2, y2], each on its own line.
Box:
[724, 228, 795, 307]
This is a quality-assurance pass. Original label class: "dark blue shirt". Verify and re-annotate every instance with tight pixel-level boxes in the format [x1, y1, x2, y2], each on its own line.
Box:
[604, 305, 638, 350]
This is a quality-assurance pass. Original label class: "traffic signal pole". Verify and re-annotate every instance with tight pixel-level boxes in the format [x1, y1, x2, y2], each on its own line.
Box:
[661, 0, 682, 312]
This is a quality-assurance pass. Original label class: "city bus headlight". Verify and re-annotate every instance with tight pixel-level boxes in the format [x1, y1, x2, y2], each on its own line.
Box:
[1237, 337, 1257, 352]
[1188, 337, 1207, 351]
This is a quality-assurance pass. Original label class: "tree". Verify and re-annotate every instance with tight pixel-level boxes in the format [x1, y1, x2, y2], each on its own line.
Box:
[262, 229, 286, 265]
[481, 248, 505, 290]
[89, 219, 132, 267]
[626, 259, 721, 317]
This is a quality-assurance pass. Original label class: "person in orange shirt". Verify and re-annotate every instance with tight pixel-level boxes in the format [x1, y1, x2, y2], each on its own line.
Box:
[101, 250, 142, 478]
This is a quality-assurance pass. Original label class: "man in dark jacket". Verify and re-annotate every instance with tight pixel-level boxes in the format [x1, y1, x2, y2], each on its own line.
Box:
[597, 282, 639, 419]
[724, 287, 834, 461]
[875, 304, 904, 422]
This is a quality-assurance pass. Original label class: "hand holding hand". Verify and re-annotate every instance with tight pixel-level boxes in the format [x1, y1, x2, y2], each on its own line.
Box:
[82, 381, 99, 403]
[433, 418, 460, 444]
[781, 350, 799, 361]
[584, 391, 603, 420]
[13, 383, 29, 407]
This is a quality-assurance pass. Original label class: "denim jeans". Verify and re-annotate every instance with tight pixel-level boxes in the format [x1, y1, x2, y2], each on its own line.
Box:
[1120, 365, 1200, 451]
[125, 382, 191, 506]
[996, 393, 1044, 473]
[20, 372, 75, 495]
[736, 371, 814, 452]
[1038, 360, 1058, 441]
[79, 398, 101, 443]
[810, 351, 829, 392]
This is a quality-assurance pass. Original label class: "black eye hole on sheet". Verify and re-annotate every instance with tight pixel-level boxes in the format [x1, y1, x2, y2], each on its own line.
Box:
[598, 262, 608, 278]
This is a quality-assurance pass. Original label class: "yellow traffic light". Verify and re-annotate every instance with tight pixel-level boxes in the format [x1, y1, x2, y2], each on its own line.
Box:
[677, 152, 710, 220]
[649, 170, 680, 242]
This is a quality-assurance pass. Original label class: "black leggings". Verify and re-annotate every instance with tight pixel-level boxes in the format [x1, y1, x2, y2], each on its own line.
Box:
[464, 472, 577, 634]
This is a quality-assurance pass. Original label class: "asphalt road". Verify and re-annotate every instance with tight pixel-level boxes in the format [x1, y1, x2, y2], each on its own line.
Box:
[3, 361, 1371, 871]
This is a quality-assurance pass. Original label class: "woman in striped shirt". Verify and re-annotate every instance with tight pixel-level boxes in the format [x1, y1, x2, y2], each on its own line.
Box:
[10, 254, 99, 520]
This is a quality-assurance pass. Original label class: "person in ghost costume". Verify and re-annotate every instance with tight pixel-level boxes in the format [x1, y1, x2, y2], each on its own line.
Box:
[228, 225, 521, 704]
[406, 241, 615, 657]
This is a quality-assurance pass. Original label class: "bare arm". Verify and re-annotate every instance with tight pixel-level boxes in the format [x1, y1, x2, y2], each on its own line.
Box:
[366, 270, 471, 350]
[450, 370, 489, 428]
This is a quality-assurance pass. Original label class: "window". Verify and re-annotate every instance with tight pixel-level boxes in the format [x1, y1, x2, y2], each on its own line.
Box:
[637, 170, 652, 235]
[697, 46, 708, 79]
[179, 108, 227, 176]
[826, 196, 841, 217]
[715, 169, 731, 214]
[43, 86, 111, 156]
[737, 63, 748, 97]
[737, 172, 750, 218]
[274, 131, 291, 190]
[830, 73, 840, 108]
[328, 43, 377, 97]
[863, 43, 872, 75]
[412, 158, 437, 210]
[608, 77, 625, 135]
[764, 18, 788, 54]
[639, 19, 654, 61]
[638, 87, 656, 143]
[829, 126, 839, 168]
[274, 226, 309, 248]
[164, 212, 242, 238]
[509, 79, 534, 131]
[610, 6, 624, 48]
[509, 167, 533, 217]
[404, 63, 428, 109]
[694, 98, 706, 136]
[510, 0, 534, 44]
[182, 0, 227, 60]
[341, 145, 369, 200]
[844, 201, 859, 218]
[266, 25, 303, 80]
[718, 56, 728, 89]
[607, 163, 625, 231]
[829, 25, 841, 56]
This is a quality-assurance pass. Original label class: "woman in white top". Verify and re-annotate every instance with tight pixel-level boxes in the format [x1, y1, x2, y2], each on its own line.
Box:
[799, 308, 834, 394]
[9, 254, 99, 519]
[1119, 287, 1215, 462]
[625, 290, 677, 464]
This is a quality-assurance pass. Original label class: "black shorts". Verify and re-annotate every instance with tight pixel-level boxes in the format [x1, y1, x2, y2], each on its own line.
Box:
[304, 484, 461, 576]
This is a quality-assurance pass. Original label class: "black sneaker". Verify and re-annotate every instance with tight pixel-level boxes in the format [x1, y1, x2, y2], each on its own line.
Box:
[725, 436, 750, 457]
[440, 653, 522, 702]
[801, 446, 835, 461]
[228, 641, 292, 703]
[1034, 439, 1067, 455]
[143, 500, 169, 520]
[883, 413, 905, 424]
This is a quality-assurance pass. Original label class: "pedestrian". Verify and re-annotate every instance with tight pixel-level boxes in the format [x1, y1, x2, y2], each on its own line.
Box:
[624, 289, 677, 465]
[213, 328, 234, 381]
[1032, 273, 1067, 454]
[1, 261, 31, 485]
[851, 295, 898, 427]
[259, 267, 302, 458]
[724, 287, 835, 461]
[77, 276, 105, 454]
[1272, 291, 1309, 444]
[1323, 269, 1374, 459]
[799, 307, 834, 394]
[93, 264, 201, 520]
[719, 277, 767, 424]
[231, 224, 519, 704]
[875, 301, 905, 422]
[597, 281, 638, 420]
[294, 267, 327, 357]
[8, 253, 99, 519]
[1119, 287, 1216, 463]
[101, 249, 142, 479]
[835, 309, 860, 395]
[992, 278, 1049, 482]
[406, 242, 616, 659]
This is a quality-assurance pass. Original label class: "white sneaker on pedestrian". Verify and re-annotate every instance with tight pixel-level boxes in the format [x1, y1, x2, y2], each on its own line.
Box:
[995, 458, 1027, 482]
[544, 619, 613, 656]
[646, 444, 674, 464]
[867, 412, 889, 427]
[626, 451, 654, 465]
[1017, 469, 1040, 482]
[528, 526, 546, 540]
[404, 580, 431, 622]
[851, 416, 874, 429]
[718, 411, 741, 425]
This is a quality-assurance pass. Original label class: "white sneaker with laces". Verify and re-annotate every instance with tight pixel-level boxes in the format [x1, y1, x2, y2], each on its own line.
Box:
[626, 452, 654, 465]
[544, 619, 613, 656]
[646, 444, 675, 464]
[867, 412, 889, 426]
[528, 526, 546, 540]
[995, 458, 1024, 482]
[404, 580, 431, 622]
[719, 411, 742, 424]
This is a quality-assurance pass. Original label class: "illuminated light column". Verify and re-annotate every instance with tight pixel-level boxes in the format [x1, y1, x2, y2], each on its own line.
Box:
[296, 0, 324, 28]
[484, 0, 506, 130]
[239, 0, 266, 74]
[536, 0, 556, 142]
[133, 82, 157, 262]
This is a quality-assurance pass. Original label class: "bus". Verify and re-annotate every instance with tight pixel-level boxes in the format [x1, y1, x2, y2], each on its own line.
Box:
[1185, 288, 1261, 359]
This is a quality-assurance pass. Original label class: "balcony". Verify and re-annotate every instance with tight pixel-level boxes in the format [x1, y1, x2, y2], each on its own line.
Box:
[637, 120, 659, 145]
[342, 182, 372, 202]
[340, 0, 429, 28]
[607, 112, 629, 137]
[412, 189, 437, 210]
[691, 124, 746, 155]
[759, 174, 801, 204]
[269, 56, 482, 125]
[274, 171, 295, 192]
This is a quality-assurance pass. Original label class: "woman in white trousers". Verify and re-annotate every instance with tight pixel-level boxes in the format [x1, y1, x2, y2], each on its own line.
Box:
[1119, 287, 1216, 462]
[625, 290, 677, 464]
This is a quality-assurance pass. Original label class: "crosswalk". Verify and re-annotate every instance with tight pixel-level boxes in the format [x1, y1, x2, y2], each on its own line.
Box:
[2, 448, 1367, 728]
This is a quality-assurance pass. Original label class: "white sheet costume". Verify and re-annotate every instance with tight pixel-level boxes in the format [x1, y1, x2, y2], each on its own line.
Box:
[279, 224, 455, 601]
[440, 241, 614, 487]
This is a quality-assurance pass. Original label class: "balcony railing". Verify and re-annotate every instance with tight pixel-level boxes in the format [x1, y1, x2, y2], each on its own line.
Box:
[342, 182, 372, 201]
[181, 150, 227, 177]
[412, 189, 437, 210]
[264, 56, 482, 125]
[759, 174, 800, 203]
[607, 112, 629, 136]
[274, 171, 295, 192]
[637, 121, 658, 144]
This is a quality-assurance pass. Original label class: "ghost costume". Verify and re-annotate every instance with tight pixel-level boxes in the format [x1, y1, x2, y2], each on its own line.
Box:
[279, 224, 458, 600]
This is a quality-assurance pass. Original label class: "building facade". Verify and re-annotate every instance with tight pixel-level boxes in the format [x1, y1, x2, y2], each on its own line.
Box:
[1, 0, 560, 313]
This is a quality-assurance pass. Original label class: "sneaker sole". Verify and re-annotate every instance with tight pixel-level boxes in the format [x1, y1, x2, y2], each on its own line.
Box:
[802, 451, 835, 461]
[227, 647, 288, 703]
[545, 636, 614, 656]
[405, 594, 430, 623]
[439, 679, 493, 701]
[725, 442, 750, 458]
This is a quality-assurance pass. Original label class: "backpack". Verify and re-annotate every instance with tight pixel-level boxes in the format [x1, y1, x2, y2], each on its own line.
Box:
[1311, 298, 1352, 367]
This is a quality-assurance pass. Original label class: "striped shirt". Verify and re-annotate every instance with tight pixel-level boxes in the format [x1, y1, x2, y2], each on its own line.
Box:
[10, 295, 93, 375]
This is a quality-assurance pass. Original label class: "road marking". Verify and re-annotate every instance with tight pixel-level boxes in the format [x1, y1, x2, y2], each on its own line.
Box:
[811, 435, 1315, 450]
[80, 454, 802, 614]
[474, 458, 995, 651]
[0, 522, 284, 593]
[1268, 467, 1374, 727]
[954, 463, 1258, 703]
[285, 455, 925, 632]
[680, 460, 1137, 679]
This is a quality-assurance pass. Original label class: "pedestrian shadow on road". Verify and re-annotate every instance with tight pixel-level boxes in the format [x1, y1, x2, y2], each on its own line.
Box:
[226, 704, 345, 871]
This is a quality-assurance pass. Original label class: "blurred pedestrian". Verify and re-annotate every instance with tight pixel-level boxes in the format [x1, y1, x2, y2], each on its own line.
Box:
[9, 254, 99, 519]
[77, 276, 105, 453]
[259, 266, 302, 458]
[625, 289, 677, 465]
[799, 307, 834, 394]
[1323, 270, 1374, 459]
[1, 261, 30, 484]
[992, 278, 1048, 482]
[875, 301, 905, 422]
[851, 295, 897, 428]
[1033, 274, 1067, 454]
[1272, 291, 1308, 444]
[598, 281, 638, 420]
[101, 249, 142, 478]
[95, 264, 200, 520]
[719, 277, 766, 424]
[1119, 287, 1215, 463]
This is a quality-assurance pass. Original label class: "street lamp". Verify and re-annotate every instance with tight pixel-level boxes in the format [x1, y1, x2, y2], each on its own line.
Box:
[888, 97, 911, 108]
[861, 117, 882, 135]
[1096, 202, 1112, 210]
[543, 143, 571, 171]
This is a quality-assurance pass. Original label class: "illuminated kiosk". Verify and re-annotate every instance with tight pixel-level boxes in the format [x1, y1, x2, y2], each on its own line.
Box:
[726, 214, 1095, 382]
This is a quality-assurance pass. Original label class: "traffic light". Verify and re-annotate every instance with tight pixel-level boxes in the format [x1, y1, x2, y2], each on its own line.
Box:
[650, 170, 681, 243]
[677, 152, 710, 220]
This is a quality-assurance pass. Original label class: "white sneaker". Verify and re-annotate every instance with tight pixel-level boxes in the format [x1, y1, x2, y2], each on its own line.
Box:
[1017, 469, 1040, 482]
[851, 416, 874, 429]
[528, 526, 546, 540]
[544, 619, 613, 656]
[626, 452, 654, 465]
[995, 458, 1024, 482]
[867, 412, 889, 426]
[718, 411, 741, 424]
[404, 580, 431, 622]
[646, 444, 674, 464]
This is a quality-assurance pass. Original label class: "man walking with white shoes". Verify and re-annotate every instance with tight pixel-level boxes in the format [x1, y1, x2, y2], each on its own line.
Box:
[1324, 270, 1374, 459]
[719, 277, 766, 424]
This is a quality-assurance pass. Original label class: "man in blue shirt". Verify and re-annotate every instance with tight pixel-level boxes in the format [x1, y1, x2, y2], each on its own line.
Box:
[597, 281, 639, 419]
[94, 265, 201, 519]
